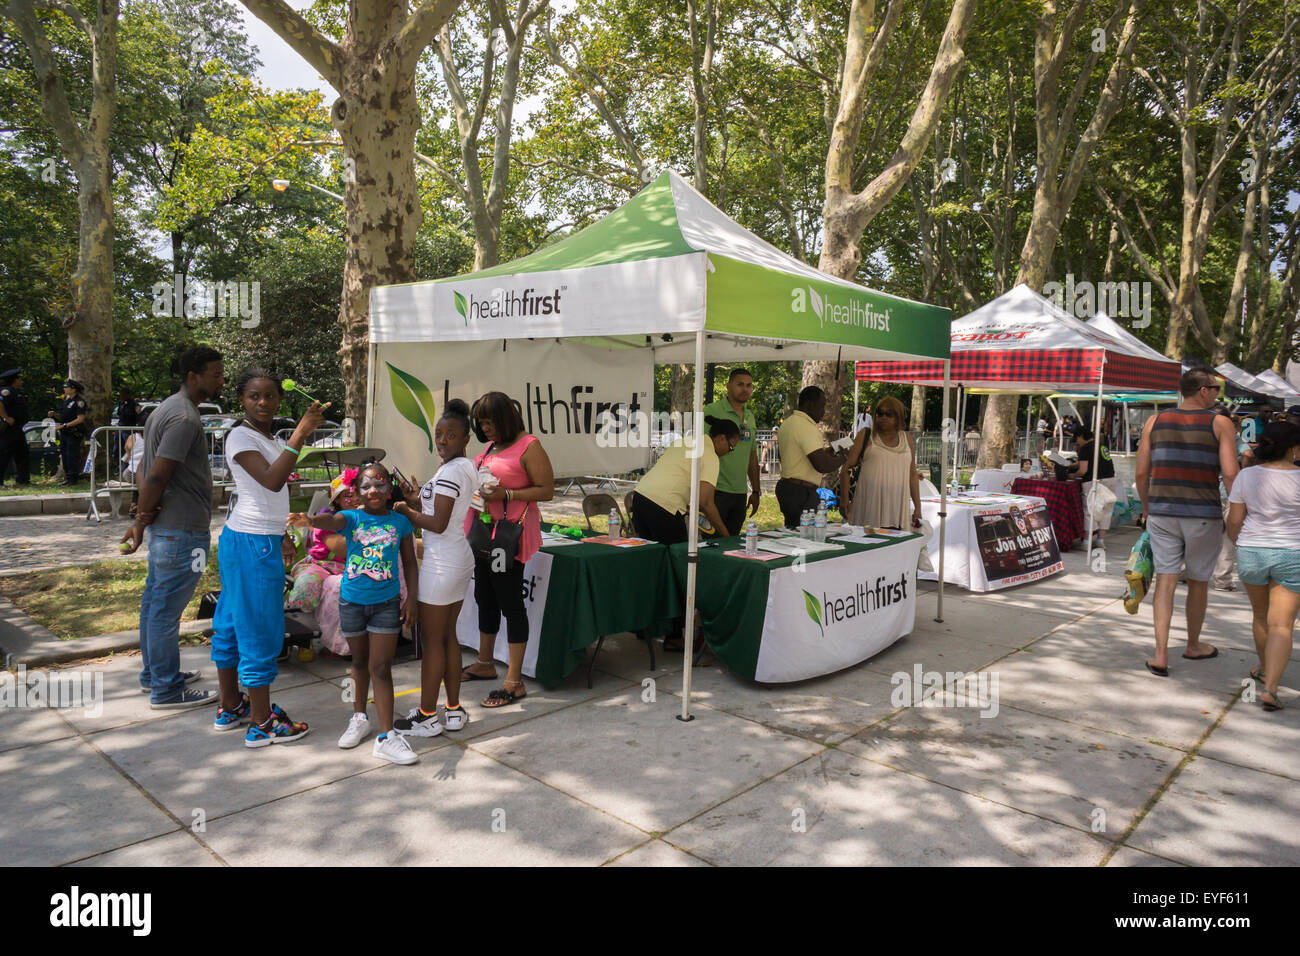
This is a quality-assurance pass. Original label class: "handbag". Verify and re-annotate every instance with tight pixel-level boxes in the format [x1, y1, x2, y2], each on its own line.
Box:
[466, 444, 530, 562]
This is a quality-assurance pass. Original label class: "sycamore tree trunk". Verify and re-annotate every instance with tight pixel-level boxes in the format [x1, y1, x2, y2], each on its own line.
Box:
[240, 0, 461, 440]
[6, 0, 120, 429]
[808, 0, 977, 431]
[977, 0, 1142, 469]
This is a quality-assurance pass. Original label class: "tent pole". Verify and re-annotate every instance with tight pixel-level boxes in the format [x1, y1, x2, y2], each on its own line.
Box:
[936, 360, 951, 623]
[364, 340, 377, 446]
[853, 377, 859, 432]
[1086, 367, 1104, 563]
[1024, 400, 1032, 460]
[678, 329, 705, 723]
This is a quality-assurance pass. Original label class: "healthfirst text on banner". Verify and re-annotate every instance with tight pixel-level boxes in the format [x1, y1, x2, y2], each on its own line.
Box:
[455, 551, 552, 679]
[754, 537, 922, 683]
[368, 339, 653, 480]
[972, 499, 1064, 589]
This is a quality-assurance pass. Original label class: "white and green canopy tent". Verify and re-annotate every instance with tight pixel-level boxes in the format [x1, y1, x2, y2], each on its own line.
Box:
[367, 170, 953, 719]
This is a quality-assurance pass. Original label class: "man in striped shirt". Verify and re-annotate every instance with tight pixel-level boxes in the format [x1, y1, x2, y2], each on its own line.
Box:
[1136, 367, 1240, 676]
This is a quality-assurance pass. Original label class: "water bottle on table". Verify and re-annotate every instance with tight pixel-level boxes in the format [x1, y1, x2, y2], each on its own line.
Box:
[745, 520, 758, 556]
[608, 508, 621, 541]
[814, 505, 827, 543]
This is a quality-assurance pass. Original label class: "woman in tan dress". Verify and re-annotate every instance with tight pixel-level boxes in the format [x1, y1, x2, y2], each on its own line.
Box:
[841, 396, 922, 529]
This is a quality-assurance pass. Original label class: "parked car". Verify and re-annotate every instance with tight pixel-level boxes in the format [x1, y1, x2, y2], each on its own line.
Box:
[23, 422, 61, 478]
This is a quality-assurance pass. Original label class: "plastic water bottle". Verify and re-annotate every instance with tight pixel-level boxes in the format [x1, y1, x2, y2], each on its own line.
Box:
[799, 510, 812, 539]
[745, 520, 758, 555]
[815, 506, 827, 543]
[608, 508, 621, 541]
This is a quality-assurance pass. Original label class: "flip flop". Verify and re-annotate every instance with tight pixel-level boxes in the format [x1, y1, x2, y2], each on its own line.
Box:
[1145, 661, 1169, 677]
[481, 684, 526, 708]
[1260, 689, 1283, 711]
[1182, 647, 1219, 661]
[1249, 667, 1266, 683]
[460, 666, 497, 681]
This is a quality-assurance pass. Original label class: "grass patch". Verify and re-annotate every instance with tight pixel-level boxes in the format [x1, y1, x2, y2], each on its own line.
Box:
[0, 559, 220, 641]
[0, 477, 90, 496]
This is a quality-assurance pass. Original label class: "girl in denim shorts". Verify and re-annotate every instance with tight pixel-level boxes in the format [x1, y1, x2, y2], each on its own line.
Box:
[289, 463, 418, 763]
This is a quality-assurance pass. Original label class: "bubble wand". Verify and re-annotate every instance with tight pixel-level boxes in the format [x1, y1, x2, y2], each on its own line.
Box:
[281, 379, 330, 410]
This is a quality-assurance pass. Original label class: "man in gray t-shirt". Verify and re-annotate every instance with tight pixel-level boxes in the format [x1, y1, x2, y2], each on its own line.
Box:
[140, 392, 212, 531]
[120, 346, 225, 709]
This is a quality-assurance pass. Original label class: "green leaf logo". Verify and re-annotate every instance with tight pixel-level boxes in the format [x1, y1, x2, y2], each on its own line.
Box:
[802, 589, 824, 638]
[809, 287, 824, 321]
[386, 362, 437, 453]
[453, 290, 468, 325]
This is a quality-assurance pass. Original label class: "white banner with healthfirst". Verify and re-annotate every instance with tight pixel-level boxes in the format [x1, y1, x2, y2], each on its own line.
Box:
[755, 537, 922, 683]
[455, 551, 553, 679]
[369, 339, 653, 481]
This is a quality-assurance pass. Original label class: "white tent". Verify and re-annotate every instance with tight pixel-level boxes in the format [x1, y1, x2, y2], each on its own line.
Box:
[1254, 369, 1300, 403]
[366, 171, 953, 719]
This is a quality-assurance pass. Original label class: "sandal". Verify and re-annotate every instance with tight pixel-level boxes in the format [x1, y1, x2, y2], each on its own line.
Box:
[461, 660, 497, 681]
[1260, 688, 1283, 711]
[1249, 666, 1266, 684]
[481, 681, 526, 708]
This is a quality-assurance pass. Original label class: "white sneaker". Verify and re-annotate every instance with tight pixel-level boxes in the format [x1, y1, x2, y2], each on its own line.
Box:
[393, 707, 443, 737]
[337, 712, 371, 749]
[373, 731, 418, 765]
[442, 704, 469, 732]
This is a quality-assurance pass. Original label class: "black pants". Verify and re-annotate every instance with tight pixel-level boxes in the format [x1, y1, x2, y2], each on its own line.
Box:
[713, 490, 748, 537]
[60, 433, 83, 481]
[775, 479, 820, 529]
[0, 438, 29, 484]
[474, 553, 530, 644]
[630, 492, 688, 544]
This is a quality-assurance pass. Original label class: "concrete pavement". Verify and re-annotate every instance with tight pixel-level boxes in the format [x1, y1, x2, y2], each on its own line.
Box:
[1, 525, 1296, 866]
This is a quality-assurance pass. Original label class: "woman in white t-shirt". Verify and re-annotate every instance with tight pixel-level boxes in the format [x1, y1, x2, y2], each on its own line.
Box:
[391, 399, 480, 737]
[1226, 422, 1300, 712]
[211, 369, 326, 744]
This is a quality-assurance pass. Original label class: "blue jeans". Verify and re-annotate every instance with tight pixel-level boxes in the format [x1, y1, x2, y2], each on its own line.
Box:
[211, 527, 285, 688]
[138, 528, 210, 702]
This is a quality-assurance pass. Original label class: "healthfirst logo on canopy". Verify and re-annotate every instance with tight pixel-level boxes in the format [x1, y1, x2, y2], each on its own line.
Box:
[790, 285, 891, 332]
[453, 286, 563, 325]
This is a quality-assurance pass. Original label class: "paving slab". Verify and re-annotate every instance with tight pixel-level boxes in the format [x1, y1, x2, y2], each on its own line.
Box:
[200, 747, 646, 866]
[857, 630, 1018, 680]
[0, 736, 179, 866]
[0, 699, 78, 753]
[1196, 683, 1300, 781]
[840, 702, 1182, 834]
[664, 663, 903, 744]
[991, 649, 1234, 751]
[604, 837, 711, 866]
[1124, 754, 1300, 866]
[470, 686, 824, 832]
[590, 630, 682, 684]
[67, 830, 223, 867]
[88, 679, 449, 822]
[910, 595, 1073, 649]
[665, 749, 1113, 866]
[1104, 845, 1188, 867]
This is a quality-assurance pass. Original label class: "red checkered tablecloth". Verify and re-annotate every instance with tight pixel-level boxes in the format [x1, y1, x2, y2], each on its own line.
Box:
[1010, 478, 1085, 550]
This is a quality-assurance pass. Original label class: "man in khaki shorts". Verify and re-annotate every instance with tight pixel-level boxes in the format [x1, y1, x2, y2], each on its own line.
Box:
[1136, 368, 1240, 676]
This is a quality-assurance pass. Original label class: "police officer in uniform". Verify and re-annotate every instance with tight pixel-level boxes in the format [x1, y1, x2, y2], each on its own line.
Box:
[49, 379, 89, 485]
[0, 369, 31, 486]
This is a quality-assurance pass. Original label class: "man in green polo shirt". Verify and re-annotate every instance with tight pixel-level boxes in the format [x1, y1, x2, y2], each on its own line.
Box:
[702, 368, 761, 535]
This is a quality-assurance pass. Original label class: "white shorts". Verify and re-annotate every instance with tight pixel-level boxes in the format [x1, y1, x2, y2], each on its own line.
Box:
[418, 559, 473, 606]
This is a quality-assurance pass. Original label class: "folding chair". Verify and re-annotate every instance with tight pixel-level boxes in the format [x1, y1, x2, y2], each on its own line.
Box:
[581, 492, 623, 531]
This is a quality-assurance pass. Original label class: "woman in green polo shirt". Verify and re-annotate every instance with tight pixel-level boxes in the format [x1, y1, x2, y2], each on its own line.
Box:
[631, 416, 740, 544]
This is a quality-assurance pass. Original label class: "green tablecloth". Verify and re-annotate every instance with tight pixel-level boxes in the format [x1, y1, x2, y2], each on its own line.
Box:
[668, 532, 924, 682]
[531, 532, 681, 685]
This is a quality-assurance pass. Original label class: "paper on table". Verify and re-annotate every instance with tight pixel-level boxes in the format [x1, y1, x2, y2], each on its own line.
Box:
[756, 538, 845, 556]
[584, 535, 653, 547]
[722, 549, 784, 561]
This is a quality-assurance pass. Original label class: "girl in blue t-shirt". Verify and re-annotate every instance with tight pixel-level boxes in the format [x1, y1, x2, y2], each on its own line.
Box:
[289, 463, 418, 765]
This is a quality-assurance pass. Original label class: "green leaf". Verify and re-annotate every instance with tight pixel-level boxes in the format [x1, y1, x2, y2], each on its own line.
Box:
[386, 362, 437, 453]
[802, 589, 824, 638]
[454, 290, 468, 325]
[809, 287, 824, 321]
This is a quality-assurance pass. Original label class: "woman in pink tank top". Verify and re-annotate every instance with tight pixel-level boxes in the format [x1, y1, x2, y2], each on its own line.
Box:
[460, 392, 554, 709]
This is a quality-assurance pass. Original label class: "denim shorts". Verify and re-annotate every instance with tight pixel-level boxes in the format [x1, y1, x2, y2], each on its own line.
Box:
[1237, 547, 1300, 594]
[338, 596, 401, 637]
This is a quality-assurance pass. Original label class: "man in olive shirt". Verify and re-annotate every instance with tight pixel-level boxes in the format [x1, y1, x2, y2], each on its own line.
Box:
[776, 385, 848, 529]
[702, 368, 761, 535]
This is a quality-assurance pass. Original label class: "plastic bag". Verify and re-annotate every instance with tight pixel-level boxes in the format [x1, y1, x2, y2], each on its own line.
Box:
[1123, 530, 1153, 614]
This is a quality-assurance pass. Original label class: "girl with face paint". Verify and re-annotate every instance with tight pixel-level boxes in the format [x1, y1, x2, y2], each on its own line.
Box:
[289, 462, 419, 765]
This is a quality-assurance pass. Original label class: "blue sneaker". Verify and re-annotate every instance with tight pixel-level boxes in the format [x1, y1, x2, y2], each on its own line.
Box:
[140, 670, 202, 694]
[213, 693, 251, 732]
[244, 706, 310, 748]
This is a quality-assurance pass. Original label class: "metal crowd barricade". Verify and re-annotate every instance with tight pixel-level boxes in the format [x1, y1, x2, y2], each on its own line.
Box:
[86, 423, 238, 522]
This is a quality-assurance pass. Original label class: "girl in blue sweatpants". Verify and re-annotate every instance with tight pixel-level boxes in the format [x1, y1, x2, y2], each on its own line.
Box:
[210, 368, 326, 748]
